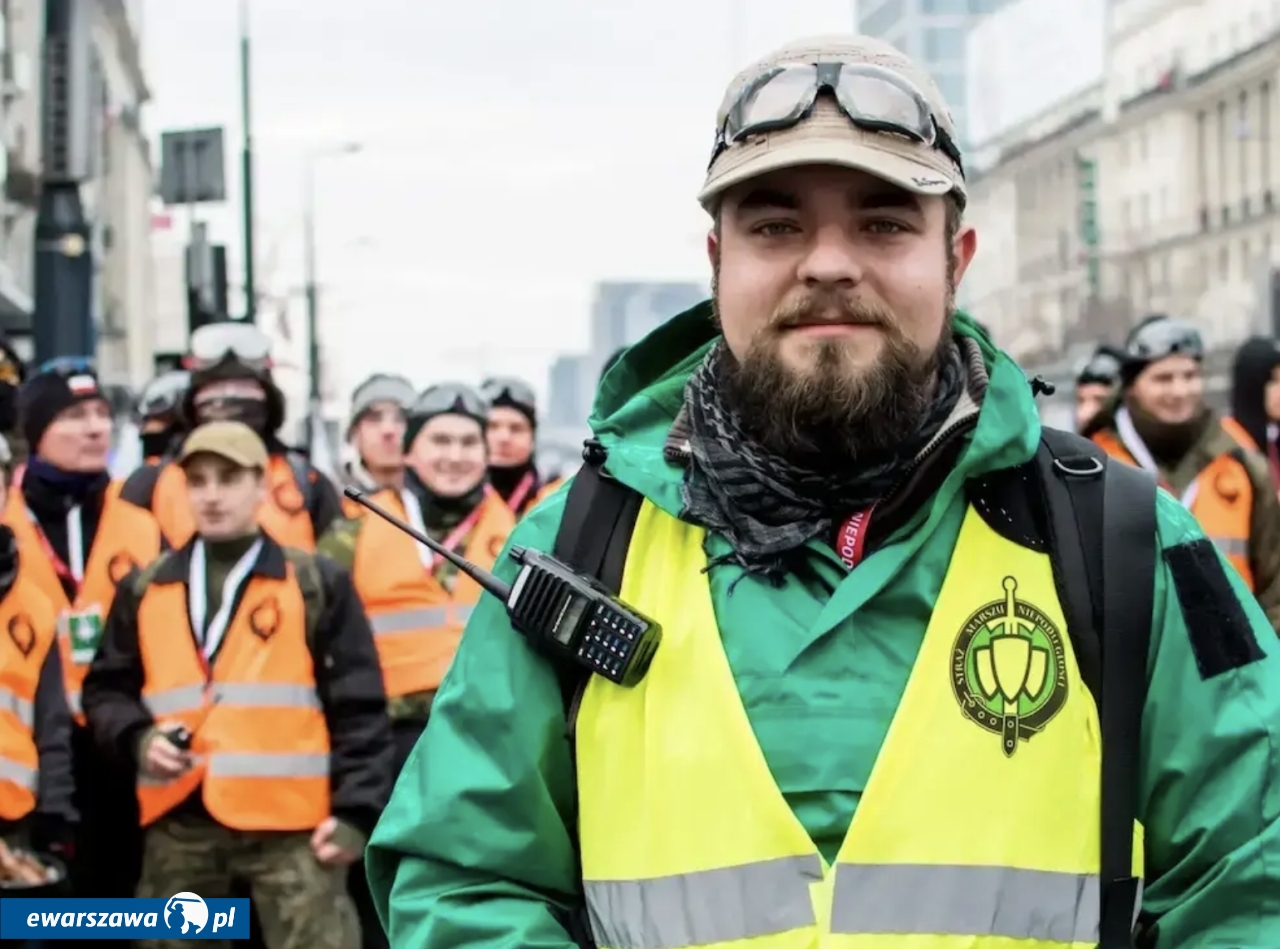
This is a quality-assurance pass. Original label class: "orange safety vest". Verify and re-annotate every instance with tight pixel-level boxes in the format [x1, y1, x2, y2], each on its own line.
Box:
[135, 559, 330, 830]
[0, 571, 57, 820]
[530, 477, 564, 511]
[152, 455, 319, 551]
[4, 482, 161, 723]
[351, 489, 514, 696]
[1093, 429, 1254, 588]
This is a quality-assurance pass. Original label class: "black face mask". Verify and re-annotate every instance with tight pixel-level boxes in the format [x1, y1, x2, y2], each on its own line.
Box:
[141, 427, 180, 460]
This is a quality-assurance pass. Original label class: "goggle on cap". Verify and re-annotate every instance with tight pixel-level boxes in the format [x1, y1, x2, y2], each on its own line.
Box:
[699, 35, 967, 213]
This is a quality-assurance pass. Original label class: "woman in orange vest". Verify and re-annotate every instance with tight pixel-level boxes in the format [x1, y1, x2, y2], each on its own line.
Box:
[1226, 335, 1280, 493]
[1085, 315, 1280, 626]
[319, 382, 515, 949]
[480, 377, 561, 517]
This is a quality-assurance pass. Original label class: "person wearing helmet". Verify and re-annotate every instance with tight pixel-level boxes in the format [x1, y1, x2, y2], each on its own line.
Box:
[318, 382, 515, 949]
[1225, 336, 1280, 493]
[1074, 345, 1122, 433]
[136, 369, 191, 464]
[1086, 315, 1280, 624]
[120, 323, 343, 552]
[480, 377, 562, 516]
[342, 374, 416, 515]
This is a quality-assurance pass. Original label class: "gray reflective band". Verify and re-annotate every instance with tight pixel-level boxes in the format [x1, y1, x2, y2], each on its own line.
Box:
[585, 855, 822, 949]
[370, 606, 472, 635]
[1208, 535, 1248, 557]
[0, 756, 37, 790]
[139, 751, 329, 788]
[830, 863, 1103, 942]
[0, 687, 35, 728]
[67, 690, 81, 717]
[143, 682, 321, 717]
[586, 860, 1122, 949]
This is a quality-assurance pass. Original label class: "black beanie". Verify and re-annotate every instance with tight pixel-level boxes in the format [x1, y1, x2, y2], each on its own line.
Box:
[18, 366, 107, 453]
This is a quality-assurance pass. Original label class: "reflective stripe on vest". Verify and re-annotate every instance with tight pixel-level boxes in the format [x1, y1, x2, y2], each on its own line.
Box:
[135, 562, 331, 831]
[350, 490, 514, 696]
[576, 501, 1144, 949]
[0, 687, 34, 729]
[369, 605, 474, 635]
[4, 482, 161, 725]
[586, 860, 1101, 948]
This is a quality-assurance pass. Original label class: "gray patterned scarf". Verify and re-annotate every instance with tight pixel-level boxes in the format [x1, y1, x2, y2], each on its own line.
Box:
[680, 338, 967, 579]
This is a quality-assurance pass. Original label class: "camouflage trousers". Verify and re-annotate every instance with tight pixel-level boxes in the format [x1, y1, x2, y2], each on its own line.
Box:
[135, 813, 359, 949]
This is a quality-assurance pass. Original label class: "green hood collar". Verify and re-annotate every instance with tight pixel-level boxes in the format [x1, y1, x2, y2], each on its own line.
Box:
[589, 300, 1042, 516]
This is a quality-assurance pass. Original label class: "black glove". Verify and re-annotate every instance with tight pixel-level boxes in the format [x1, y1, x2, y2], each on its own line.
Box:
[28, 813, 74, 858]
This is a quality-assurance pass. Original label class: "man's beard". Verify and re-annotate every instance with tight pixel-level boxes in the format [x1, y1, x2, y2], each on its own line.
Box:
[713, 278, 955, 469]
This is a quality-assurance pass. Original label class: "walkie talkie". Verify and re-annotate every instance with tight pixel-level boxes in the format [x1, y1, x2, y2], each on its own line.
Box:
[344, 487, 662, 687]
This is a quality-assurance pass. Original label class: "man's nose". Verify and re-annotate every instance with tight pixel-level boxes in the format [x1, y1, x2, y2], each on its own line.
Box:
[797, 225, 865, 288]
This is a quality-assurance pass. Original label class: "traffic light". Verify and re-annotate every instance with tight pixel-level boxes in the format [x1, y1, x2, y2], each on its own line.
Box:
[185, 223, 229, 332]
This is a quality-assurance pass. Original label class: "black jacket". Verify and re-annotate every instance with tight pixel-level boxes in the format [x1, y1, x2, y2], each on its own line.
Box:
[80, 533, 394, 835]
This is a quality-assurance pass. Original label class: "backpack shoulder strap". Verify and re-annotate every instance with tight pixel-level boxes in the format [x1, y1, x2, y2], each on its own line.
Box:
[550, 451, 644, 720]
[285, 452, 318, 520]
[1035, 426, 1156, 948]
[282, 546, 326, 653]
[130, 551, 173, 598]
[120, 462, 163, 511]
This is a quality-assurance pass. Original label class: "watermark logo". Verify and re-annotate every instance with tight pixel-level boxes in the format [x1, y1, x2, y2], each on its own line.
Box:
[164, 893, 210, 936]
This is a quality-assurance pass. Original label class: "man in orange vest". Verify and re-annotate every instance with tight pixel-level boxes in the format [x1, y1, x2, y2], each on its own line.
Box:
[340, 374, 415, 515]
[1085, 315, 1280, 626]
[122, 323, 343, 552]
[82, 420, 393, 949]
[8, 359, 161, 930]
[0, 454, 77, 868]
[480, 377, 561, 516]
[319, 382, 514, 949]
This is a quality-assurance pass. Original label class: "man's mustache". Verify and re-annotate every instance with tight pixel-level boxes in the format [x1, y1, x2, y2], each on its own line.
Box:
[770, 294, 895, 331]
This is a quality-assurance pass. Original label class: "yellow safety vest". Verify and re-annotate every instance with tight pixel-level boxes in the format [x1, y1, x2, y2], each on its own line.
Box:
[576, 501, 1144, 949]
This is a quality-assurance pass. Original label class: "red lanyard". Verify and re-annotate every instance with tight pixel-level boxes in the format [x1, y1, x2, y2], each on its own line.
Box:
[505, 471, 536, 513]
[428, 504, 485, 574]
[30, 521, 79, 590]
[835, 507, 875, 570]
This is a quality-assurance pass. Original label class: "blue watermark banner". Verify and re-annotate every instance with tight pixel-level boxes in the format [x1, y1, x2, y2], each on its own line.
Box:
[0, 893, 249, 940]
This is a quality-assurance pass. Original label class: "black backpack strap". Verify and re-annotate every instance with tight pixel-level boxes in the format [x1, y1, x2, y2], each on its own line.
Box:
[119, 463, 163, 511]
[550, 448, 644, 723]
[1036, 428, 1156, 948]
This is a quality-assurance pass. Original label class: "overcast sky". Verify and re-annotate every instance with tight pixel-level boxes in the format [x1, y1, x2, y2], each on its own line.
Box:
[140, 0, 857, 408]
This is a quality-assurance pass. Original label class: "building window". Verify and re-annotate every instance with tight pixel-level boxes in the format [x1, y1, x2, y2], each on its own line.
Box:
[1262, 81, 1272, 195]
[935, 72, 966, 113]
[924, 27, 966, 63]
[859, 0, 905, 38]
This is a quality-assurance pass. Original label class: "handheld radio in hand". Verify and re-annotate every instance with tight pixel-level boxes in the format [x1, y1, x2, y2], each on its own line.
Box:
[343, 487, 661, 687]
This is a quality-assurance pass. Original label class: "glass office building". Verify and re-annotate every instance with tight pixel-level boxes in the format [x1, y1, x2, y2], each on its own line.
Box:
[857, 0, 1013, 147]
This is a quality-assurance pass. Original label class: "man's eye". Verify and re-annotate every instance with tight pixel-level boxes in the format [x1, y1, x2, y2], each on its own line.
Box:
[753, 222, 798, 236]
[866, 219, 908, 234]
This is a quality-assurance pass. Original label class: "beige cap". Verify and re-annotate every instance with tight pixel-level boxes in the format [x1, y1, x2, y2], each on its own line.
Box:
[178, 420, 269, 471]
[699, 35, 965, 211]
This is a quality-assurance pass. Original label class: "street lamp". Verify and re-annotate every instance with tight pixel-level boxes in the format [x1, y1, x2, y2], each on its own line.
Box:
[302, 141, 361, 453]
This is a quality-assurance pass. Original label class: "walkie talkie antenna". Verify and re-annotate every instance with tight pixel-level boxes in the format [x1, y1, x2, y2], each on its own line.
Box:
[343, 487, 512, 600]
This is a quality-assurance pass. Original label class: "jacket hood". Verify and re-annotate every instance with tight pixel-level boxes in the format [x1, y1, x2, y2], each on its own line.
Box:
[1231, 336, 1280, 450]
[589, 300, 1041, 516]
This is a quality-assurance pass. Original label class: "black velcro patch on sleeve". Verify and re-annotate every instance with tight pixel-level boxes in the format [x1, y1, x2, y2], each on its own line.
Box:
[1164, 538, 1265, 680]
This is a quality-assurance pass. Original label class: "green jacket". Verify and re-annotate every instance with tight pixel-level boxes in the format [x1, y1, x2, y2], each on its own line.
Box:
[367, 304, 1280, 947]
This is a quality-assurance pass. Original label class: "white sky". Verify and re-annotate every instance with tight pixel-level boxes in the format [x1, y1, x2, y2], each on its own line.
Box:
[140, 0, 857, 406]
